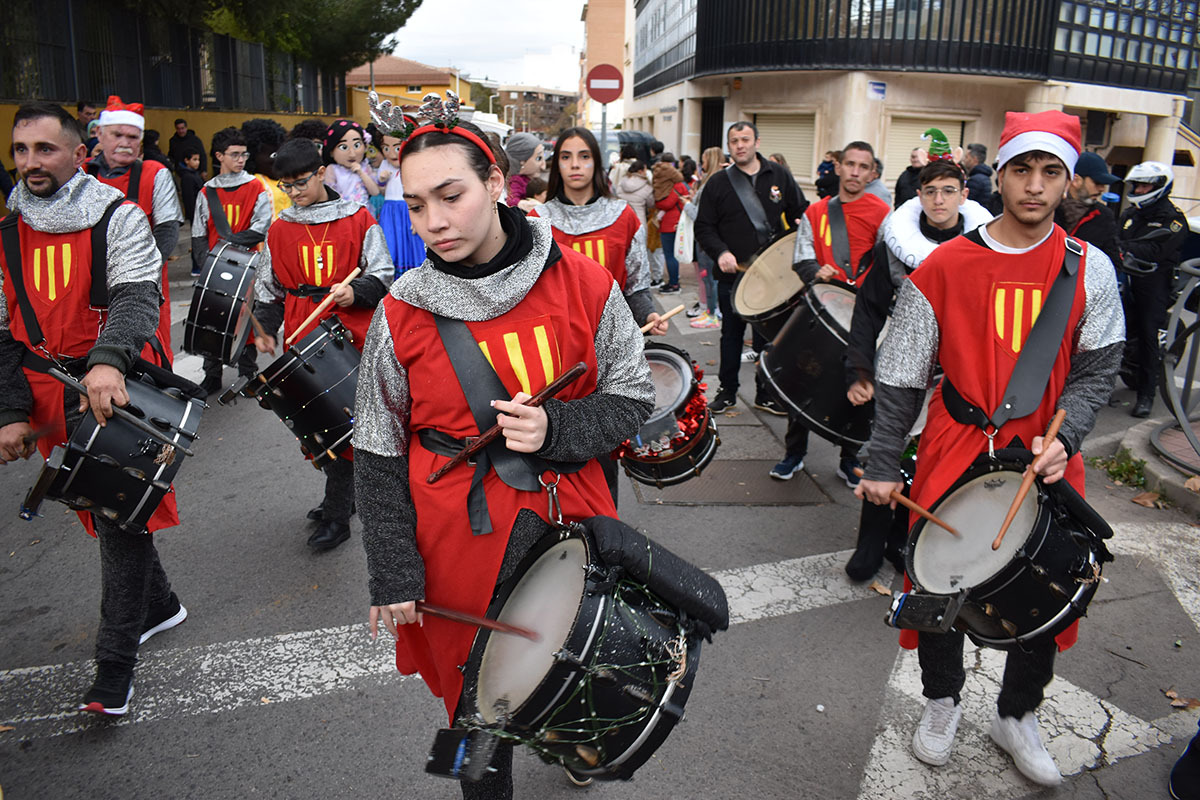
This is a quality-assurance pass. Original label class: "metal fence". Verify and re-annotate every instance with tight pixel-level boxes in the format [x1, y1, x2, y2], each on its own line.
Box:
[0, 0, 344, 114]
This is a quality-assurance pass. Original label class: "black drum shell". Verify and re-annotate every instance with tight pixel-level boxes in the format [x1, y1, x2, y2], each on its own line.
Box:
[759, 284, 874, 448]
[42, 376, 203, 531]
[463, 527, 700, 781]
[182, 242, 258, 364]
[905, 460, 1102, 651]
[246, 316, 359, 467]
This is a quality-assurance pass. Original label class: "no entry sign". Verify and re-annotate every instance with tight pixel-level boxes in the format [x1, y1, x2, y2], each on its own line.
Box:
[586, 64, 623, 105]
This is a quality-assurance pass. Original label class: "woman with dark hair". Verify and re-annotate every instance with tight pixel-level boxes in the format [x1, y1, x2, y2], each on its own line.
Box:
[353, 106, 653, 798]
[531, 126, 665, 333]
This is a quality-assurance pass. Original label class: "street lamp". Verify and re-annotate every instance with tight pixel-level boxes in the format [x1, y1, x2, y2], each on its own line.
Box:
[489, 93, 499, 114]
[504, 104, 517, 127]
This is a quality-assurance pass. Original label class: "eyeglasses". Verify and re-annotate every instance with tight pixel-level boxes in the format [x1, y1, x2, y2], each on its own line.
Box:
[921, 186, 961, 198]
[278, 172, 317, 192]
[223, 151, 249, 161]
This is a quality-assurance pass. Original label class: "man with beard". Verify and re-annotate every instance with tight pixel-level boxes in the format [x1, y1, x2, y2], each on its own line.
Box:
[1054, 151, 1120, 268]
[86, 96, 183, 367]
[0, 103, 187, 715]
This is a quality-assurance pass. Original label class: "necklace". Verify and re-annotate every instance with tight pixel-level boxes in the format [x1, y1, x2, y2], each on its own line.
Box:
[303, 220, 334, 283]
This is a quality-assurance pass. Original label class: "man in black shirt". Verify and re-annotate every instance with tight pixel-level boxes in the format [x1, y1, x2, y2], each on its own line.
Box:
[167, 118, 207, 177]
[1055, 151, 1120, 268]
[695, 121, 808, 413]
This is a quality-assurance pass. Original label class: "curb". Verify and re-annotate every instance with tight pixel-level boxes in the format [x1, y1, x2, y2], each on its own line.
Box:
[1118, 417, 1200, 518]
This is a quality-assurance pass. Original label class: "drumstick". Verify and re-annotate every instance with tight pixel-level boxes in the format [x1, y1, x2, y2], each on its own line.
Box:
[992, 408, 1066, 551]
[285, 267, 363, 347]
[640, 304, 686, 333]
[416, 601, 541, 642]
[48, 368, 196, 457]
[426, 361, 589, 485]
[246, 309, 273, 353]
[853, 468, 959, 537]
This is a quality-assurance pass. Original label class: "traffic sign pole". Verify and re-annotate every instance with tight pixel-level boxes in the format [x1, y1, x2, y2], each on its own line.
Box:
[585, 64, 623, 165]
[601, 103, 608, 166]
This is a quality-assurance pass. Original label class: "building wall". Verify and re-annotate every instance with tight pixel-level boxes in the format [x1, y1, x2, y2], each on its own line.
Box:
[582, 0, 627, 129]
[345, 82, 454, 124]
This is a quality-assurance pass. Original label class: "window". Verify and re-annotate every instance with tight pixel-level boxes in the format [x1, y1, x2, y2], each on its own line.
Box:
[407, 85, 421, 92]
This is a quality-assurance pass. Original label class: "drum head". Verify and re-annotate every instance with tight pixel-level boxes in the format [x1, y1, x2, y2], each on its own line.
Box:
[734, 231, 802, 320]
[477, 538, 587, 723]
[911, 470, 1037, 595]
[645, 347, 693, 425]
[809, 283, 857, 334]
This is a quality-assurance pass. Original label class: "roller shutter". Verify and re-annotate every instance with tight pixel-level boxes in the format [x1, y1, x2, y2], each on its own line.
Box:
[754, 113, 816, 183]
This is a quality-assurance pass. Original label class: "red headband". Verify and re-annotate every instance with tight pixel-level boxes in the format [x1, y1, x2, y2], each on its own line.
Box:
[398, 124, 497, 165]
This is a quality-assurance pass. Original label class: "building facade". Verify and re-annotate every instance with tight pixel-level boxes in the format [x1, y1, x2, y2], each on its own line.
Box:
[344, 55, 463, 122]
[626, 0, 1198, 210]
[581, 0, 629, 128]
[498, 85, 579, 134]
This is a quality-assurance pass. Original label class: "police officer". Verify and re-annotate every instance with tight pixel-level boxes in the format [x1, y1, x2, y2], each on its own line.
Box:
[1118, 161, 1189, 418]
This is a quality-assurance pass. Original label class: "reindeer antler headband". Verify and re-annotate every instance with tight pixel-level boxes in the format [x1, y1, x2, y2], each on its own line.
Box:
[368, 90, 496, 165]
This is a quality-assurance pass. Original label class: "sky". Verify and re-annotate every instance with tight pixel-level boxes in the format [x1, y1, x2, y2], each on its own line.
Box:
[388, 0, 586, 92]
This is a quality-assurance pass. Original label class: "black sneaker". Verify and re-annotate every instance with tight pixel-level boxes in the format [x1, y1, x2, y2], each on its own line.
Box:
[754, 396, 787, 416]
[685, 302, 703, 318]
[141, 592, 187, 644]
[308, 521, 351, 551]
[709, 391, 737, 414]
[1132, 396, 1153, 418]
[199, 374, 223, 398]
[80, 662, 133, 716]
[658, 283, 681, 293]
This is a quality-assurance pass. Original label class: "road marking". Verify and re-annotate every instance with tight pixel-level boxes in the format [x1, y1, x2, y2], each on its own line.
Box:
[857, 520, 1200, 798]
[0, 548, 887, 740]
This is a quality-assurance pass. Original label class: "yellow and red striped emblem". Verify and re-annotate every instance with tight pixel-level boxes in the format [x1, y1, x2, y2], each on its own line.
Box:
[992, 281, 1045, 354]
[570, 236, 608, 268]
[299, 243, 336, 286]
[31, 244, 73, 303]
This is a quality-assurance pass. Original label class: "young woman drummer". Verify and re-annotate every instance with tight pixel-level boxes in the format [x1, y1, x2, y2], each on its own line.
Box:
[530, 127, 668, 336]
[352, 101, 654, 797]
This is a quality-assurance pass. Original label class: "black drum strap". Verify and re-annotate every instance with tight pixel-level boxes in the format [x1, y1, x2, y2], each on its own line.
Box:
[826, 197, 852, 275]
[126, 160, 143, 206]
[941, 237, 1084, 432]
[724, 164, 772, 248]
[205, 186, 235, 241]
[89, 198, 124, 308]
[0, 212, 45, 348]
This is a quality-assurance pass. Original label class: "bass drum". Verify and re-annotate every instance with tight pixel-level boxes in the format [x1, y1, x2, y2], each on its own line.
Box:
[759, 282, 877, 448]
[182, 242, 258, 364]
[733, 230, 804, 343]
[617, 343, 719, 487]
[907, 457, 1112, 650]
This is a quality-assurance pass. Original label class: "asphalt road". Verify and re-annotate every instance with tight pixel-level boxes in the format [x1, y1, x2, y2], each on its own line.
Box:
[1, 274, 1197, 800]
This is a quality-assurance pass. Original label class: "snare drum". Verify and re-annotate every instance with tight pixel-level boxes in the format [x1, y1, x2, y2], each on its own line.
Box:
[182, 242, 258, 364]
[906, 460, 1108, 650]
[20, 376, 203, 532]
[616, 343, 719, 487]
[733, 230, 803, 342]
[463, 526, 701, 781]
[760, 282, 876, 448]
[239, 315, 359, 468]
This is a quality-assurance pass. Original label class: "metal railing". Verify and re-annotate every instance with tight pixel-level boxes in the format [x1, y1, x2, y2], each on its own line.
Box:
[1154, 258, 1200, 474]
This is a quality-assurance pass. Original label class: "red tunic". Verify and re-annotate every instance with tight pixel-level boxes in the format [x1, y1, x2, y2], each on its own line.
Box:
[265, 208, 377, 347]
[205, 180, 267, 249]
[901, 226, 1088, 650]
[0, 218, 180, 535]
[531, 203, 641, 290]
[805, 193, 890, 284]
[89, 159, 174, 367]
[384, 248, 619, 720]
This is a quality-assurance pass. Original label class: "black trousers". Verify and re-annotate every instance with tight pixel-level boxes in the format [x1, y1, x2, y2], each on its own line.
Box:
[202, 344, 258, 380]
[1122, 264, 1173, 400]
[459, 741, 514, 800]
[716, 280, 766, 393]
[918, 630, 1057, 718]
[782, 412, 857, 461]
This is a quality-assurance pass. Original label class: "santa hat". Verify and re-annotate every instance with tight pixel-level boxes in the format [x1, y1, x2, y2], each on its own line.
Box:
[97, 95, 145, 131]
[995, 110, 1081, 174]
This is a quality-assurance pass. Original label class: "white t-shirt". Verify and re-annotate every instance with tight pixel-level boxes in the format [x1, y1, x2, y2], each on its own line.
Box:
[378, 163, 405, 201]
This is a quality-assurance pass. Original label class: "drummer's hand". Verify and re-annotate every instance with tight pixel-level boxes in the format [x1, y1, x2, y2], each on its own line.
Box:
[717, 251, 739, 274]
[255, 333, 277, 355]
[847, 379, 875, 406]
[0, 422, 37, 463]
[492, 391, 549, 453]
[79, 364, 128, 427]
[1030, 435, 1068, 484]
[857, 479, 903, 508]
[370, 601, 421, 641]
[815, 264, 837, 282]
[330, 282, 355, 307]
[643, 312, 669, 336]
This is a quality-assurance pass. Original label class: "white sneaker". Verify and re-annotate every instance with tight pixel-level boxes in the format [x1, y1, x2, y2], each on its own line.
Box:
[912, 697, 962, 766]
[989, 711, 1062, 786]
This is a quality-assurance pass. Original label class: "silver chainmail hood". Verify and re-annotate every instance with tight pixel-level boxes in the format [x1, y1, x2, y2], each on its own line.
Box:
[535, 196, 651, 297]
[390, 213, 556, 321]
[191, 170, 273, 238]
[255, 197, 394, 304]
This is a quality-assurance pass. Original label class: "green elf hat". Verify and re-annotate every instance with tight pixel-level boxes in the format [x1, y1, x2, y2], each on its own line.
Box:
[923, 128, 953, 161]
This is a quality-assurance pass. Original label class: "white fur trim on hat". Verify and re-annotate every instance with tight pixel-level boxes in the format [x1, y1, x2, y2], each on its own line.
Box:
[995, 131, 1077, 175]
[97, 109, 144, 130]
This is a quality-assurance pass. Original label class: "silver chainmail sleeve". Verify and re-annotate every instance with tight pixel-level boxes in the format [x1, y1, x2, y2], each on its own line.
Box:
[875, 278, 939, 390]
[191, 188, 209, 239]
[249, 188, 273, 236]
[253, 244, 285, 305]
[623, 217, 652, 296]
[594, 282, 655, 404]
[354, 223, 396, 300]
[151, 167, 184, 226]
[1076, 244, 1125, 353]
[352, 303, 411, 458]
[792, 213, 819, 283]
[107, 204, 165, 287]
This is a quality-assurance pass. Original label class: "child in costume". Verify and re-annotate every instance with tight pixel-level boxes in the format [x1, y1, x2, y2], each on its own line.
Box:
[251, 138, 394, 551]
[375, 125, 428, 278]
[322, 119, 380, 209]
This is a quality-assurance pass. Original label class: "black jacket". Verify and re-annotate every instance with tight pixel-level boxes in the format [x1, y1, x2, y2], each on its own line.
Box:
[965, 163, 994, 207]
[1055, 200, 1120, 269]
[1118, 194, 1189, 275]
[168, 130, 208, 175]
[893, 165, 922, 208]
[694, 154, 808, 282]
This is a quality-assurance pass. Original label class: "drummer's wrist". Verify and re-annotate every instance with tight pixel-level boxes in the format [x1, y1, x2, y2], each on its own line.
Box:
[0, 409, 30, 428]
[86, 345, 131, 374]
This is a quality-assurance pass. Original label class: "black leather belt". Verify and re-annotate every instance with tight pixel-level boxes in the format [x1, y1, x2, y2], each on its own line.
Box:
[417, 429, 480, 466]
[286, 284, 331, 300]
